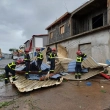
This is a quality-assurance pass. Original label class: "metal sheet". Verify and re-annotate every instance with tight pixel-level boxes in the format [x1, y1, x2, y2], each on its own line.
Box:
[82, 56, 101, 68]
[62, 68, 103, 80]
[9, 75, 63, 92]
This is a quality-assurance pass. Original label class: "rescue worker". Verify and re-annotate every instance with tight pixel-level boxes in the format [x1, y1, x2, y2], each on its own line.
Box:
[75, 50, 87, 79]
[36, 48, 44, 73]
[24, 48, 30, 79]
[4, 61, 17, 84]
[81, 52, 87, 60]
[49, 48, 57, 73]
[46, 47, 52, 61]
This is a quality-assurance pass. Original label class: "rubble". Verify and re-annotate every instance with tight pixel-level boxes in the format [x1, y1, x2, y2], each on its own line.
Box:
[8, 45, 110, 92]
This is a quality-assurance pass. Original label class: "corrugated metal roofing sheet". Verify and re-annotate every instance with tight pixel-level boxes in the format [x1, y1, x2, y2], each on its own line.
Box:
[81, 56, 101, 68]
[62, 68, 103, 81]
[68, 60, 88, 73]
[9, 75, 63, 92]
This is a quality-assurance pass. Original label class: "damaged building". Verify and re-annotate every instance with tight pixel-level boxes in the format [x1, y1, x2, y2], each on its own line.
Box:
[46, 0, 110, 63]
[24, 34, 48, 58]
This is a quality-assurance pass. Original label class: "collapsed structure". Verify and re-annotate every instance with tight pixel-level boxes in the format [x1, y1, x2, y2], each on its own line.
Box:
[10, 45, 110, 92]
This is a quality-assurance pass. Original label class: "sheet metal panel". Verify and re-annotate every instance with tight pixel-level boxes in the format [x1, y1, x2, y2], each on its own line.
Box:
[62, 68, 103, 81]
[9, 75, 63, 92]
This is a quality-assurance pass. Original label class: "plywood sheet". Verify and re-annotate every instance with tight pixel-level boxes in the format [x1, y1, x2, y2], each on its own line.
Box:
[42, 48, 47, 63]
[60, 59, 73, 72]
[54, 62, 63, 73]
[57, 44, 68, 61]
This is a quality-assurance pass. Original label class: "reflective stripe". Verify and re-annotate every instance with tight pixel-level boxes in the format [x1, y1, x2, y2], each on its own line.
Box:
[78, 73, 81, 75]
[8, 62, 16, 69]
[5, 78, 8, 79]
[50, 70, 54, 72]
[84, 54, 86, 56]
[25, 73, 28, 74]
[49, 53, 56, 59]
[12, 76, 15, 78]
[76, 57, 82, 62]
[75, 73, 78, 75]
[37, 53, 43, 59]
[38, 70, 41, 72]
[12, 68, 15, 70]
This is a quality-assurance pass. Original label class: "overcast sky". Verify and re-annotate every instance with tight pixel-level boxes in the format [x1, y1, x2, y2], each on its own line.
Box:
[0, 0, 88, 53]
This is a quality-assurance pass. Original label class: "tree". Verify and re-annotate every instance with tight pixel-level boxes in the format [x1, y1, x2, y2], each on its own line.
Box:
[9, 48, 18, 54]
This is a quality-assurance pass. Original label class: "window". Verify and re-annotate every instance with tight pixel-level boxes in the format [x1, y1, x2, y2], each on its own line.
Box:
[49, 32, 53, 39]
[60, 25, 65, 34]
[92, 14, 103, 29]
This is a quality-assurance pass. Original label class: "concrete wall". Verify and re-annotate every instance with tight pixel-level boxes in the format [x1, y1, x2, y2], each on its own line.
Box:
[42, 36, 48, 47]
[52, 29, 110, 63]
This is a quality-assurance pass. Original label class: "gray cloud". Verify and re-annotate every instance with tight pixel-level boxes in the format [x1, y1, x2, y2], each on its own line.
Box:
[0, 0, 88, 53]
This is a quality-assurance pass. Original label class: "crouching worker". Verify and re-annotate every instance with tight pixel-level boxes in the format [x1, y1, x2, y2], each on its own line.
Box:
[75, 51, 87, 79]
[4, 61, 17, 84]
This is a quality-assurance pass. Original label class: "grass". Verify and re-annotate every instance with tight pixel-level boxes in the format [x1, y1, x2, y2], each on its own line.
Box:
[0, 73, 5, 81]
[0, 101, 14, 108]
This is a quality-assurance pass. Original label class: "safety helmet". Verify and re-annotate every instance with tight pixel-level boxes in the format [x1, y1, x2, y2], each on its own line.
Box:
[52, 48, 56, 51]
[76, 50, 82, 55]
[24, 48, 29, 52]
[36, 48, 40, 51]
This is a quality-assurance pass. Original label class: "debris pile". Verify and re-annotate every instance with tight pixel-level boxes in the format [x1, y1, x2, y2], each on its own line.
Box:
[9, 45, 110, 92]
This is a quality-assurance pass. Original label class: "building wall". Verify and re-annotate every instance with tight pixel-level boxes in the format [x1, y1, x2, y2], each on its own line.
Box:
[72, 8, 107, 35]
[48, 18, 71, 44]
[50, 29, 110, 63]
[42, 36, 48, 47]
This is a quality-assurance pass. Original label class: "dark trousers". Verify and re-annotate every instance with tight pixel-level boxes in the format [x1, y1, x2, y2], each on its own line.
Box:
[5, 65, 15, 78]
[50, 59, 55, 73]
[37, 59, 43, 71]
[75, 62, 82, 73]
[25, 62, 30, 73]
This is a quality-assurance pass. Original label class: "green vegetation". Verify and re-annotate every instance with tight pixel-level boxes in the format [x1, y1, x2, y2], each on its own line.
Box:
[0, 101, 14, 108]
[0, 73, 5, 81]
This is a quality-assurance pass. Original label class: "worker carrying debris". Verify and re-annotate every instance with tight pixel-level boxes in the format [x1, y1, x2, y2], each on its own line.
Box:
[36, 48, 44, 73]
[75, 50, 87, 79]
[46, 46, 52, 61]
[48, 48, 57, 73]
[24, 48, 30, 79]
[4, 61, 18, 84]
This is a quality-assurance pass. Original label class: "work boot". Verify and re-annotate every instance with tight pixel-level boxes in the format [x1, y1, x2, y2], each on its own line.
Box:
[5, 79, 9, 84]
[25, 74, 30, 79]
[78, 73, 81, 79]
[75, 73, 78, 79]
[13, 78, 17, 81]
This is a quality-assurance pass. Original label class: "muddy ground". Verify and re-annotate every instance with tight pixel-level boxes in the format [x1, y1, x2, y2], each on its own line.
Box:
[0, 59, 110, 110]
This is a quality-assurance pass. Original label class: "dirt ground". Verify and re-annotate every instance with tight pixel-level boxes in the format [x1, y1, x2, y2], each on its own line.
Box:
[0, 59, 110, 110]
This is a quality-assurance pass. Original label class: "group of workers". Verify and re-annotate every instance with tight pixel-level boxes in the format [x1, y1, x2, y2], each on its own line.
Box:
[4, 46, 87, 84]
[4, 47, 57, 84]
